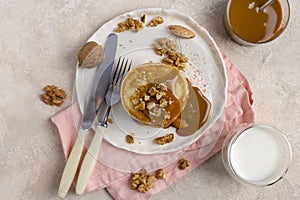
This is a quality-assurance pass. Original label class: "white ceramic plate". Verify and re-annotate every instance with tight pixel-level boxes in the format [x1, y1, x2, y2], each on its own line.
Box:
[75, 8, 227, 154]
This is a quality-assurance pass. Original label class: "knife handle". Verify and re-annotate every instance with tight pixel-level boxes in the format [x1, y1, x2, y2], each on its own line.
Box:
[58, 128, 87, 198]
[76, 125, 105, 195]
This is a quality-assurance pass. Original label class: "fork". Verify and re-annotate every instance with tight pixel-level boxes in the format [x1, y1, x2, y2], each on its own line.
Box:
[76, 57, 132, 195]
[99, 57, 132, 128]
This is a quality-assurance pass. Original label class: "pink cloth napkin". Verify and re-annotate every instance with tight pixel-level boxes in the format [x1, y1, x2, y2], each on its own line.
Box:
[51, 54, 255, 199]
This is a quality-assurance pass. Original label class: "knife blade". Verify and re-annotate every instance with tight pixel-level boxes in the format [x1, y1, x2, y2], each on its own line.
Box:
[81, 33, 118, 130]
[58, 33, 118, 198]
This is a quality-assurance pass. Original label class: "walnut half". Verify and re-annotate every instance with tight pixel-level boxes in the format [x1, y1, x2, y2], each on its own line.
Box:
[41, 85, 67, 107]
[131, 169, 156, 193]
[178, 158, 189, 170]
[155, 168, 166, 179]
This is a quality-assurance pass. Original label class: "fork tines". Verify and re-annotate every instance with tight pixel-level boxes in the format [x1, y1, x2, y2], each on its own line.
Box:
[112, 57, 132, 86]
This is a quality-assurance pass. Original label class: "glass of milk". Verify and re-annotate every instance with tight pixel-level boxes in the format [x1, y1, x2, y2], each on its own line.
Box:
[222, 124, 292, 186]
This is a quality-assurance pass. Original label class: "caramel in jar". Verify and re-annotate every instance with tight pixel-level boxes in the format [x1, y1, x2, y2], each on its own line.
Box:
[225, 0, 286, 44]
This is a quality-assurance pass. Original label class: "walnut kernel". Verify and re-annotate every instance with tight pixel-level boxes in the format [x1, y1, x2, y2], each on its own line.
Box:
[126, 135, 135, 144]
[131, 84, 169, 112]
[152, 38, 188, 70]
[131, 169, 156, 193]
[153, 38, 177, 56]
[41, 85, 67, 107]
[178, 158, 189, 170]
[115, 17, 143, 33]
[162, 51, 188, 70]
[147, 16, 164, 27]
[155, 133, 174, 145]
[135, 101, 146, 111]
[147, 102, 156, 110]
[108, 118, 113, 124]
[155, 169, 166, 179]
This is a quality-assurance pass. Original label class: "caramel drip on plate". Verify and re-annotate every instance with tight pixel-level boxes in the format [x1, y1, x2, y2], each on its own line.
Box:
[177, 81, 211, 136]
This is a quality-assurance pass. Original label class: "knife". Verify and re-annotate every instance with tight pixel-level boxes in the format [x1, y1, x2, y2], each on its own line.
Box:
[58, 33, 118, 199]
[75, 51, 118, 195]
[76, 57, 132, 195]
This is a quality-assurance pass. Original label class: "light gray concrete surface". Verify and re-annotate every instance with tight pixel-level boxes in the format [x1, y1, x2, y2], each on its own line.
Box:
[0, 0, 299, 199]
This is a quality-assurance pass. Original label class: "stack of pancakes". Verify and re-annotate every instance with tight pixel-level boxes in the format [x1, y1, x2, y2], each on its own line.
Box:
[121, 63, 189, 128]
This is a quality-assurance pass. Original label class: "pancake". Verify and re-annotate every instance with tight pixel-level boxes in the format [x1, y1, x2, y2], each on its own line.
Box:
[121, 63, 189, 128]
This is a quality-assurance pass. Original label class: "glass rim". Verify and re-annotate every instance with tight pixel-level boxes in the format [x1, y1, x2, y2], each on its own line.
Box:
[224, 0, 291, 45]
[225, 124, 292, 186]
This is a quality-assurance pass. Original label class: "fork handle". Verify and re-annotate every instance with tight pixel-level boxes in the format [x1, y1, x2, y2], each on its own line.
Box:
[58, 128, 87, 198]
[76, 125, 105, 195]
